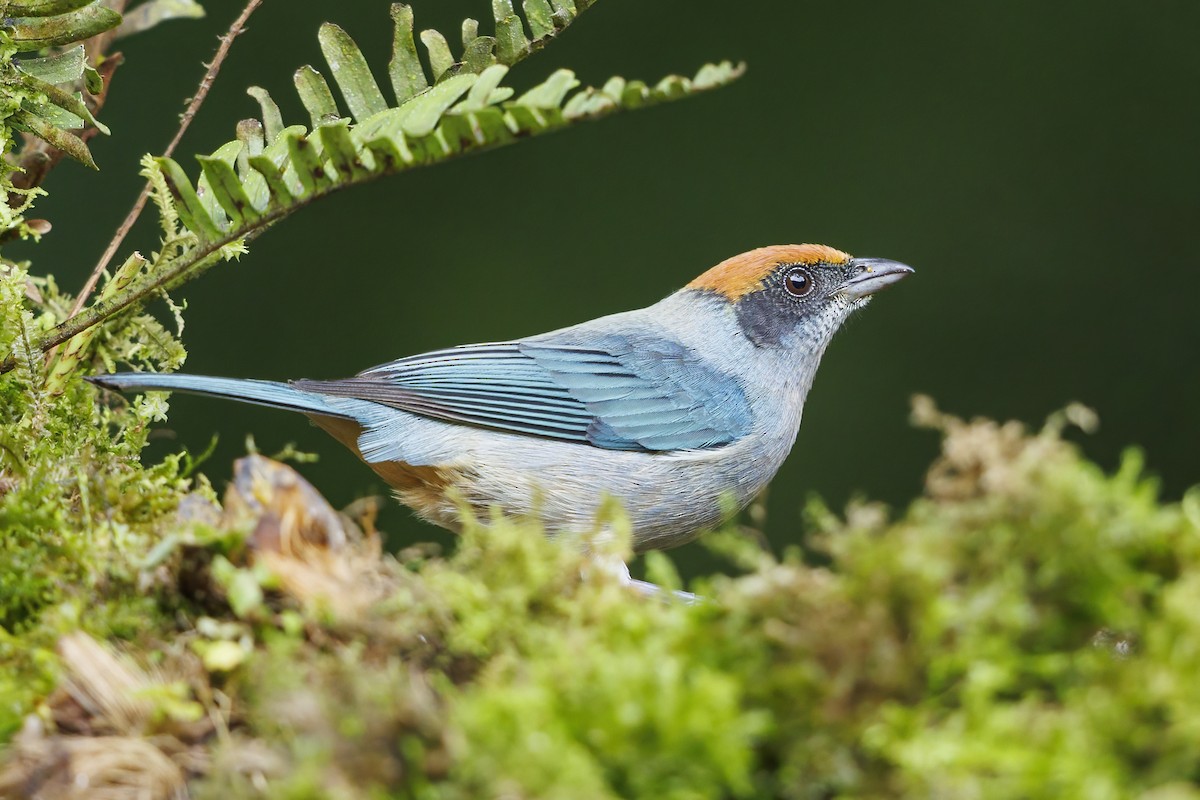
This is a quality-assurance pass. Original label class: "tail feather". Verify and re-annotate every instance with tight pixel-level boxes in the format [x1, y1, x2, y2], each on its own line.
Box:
[86, 372, 361, 420]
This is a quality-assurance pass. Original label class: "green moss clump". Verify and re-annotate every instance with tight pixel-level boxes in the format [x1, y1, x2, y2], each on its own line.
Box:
[150, 402, 1200, 798]
[4, 277, 1200, 797]
[3, 260, 1200, 799]
[0, 261, 200, 738]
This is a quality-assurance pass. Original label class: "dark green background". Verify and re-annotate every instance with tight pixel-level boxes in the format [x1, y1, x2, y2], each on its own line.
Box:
[30, 1, 1200, 564]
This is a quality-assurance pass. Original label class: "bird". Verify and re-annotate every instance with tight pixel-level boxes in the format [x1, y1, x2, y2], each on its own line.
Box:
[89, 244, 912, 586]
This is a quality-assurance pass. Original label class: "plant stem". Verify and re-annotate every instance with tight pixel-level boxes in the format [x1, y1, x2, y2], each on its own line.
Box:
[0, 205, 290, 375]
[2, 238, 230, 375]
[66, 0, 264, 320]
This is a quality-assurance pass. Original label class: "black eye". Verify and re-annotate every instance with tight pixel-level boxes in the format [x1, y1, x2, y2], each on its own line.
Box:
[783, 267, 814, 297]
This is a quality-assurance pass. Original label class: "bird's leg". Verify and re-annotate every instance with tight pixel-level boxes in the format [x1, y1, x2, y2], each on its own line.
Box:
[584, 553, 699, 604]
[627, 575, 700, 605]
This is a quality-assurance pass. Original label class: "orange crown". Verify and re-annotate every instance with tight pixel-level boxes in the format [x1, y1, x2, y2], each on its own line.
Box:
[687, 244, 852, 301]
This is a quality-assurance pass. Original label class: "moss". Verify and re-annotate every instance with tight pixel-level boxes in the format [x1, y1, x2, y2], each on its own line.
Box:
[0, 259, 200, 737]
[3, 375, 1200, 797]
[4, 252, 1200, 795]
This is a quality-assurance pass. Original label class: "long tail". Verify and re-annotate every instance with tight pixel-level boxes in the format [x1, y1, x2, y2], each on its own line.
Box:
[86, 372, 361, 419]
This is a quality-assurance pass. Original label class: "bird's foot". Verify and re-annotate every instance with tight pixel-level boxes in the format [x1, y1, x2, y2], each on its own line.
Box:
[586, 556, 699, 604]
[626, 576, 699, 604]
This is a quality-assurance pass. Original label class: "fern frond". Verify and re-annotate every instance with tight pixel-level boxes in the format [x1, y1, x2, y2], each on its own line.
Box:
[5, 1, 122, 51]
[152, 3, 744, 245]
[0, 1, 744, 376]
[4, 0, 122, 168]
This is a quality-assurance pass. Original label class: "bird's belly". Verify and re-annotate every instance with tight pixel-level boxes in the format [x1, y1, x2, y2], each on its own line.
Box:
[423, 437, 775, 552]
[312, 411, 781, 552]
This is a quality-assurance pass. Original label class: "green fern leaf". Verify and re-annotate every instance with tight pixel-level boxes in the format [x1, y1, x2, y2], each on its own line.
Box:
[387, 4, 428, 104]
[8, 2, 122, 51]
[148, 4, 744, 247]
[319, 23, 388, 121]
[5, 3, 122, 169]
[12, 44, 85, 85]
[2, 0, 95, 16]
[17, 1, 741, 369]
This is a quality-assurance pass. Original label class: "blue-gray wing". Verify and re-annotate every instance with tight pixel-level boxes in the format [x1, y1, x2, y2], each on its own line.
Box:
[293, 335, 752, 452]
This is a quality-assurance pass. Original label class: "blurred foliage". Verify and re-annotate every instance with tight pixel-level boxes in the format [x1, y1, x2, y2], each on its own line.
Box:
[1, 404, 1198, 798]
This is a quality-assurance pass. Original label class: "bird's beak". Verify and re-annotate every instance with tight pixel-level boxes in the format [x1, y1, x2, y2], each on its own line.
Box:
[839, 258, 915, 299]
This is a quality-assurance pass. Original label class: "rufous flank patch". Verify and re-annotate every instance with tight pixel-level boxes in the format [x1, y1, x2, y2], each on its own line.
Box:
[687, 244, 852, 301]
[309, 414, 462, 511]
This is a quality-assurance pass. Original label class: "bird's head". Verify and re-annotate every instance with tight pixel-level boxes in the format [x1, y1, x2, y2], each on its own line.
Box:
[685, 244, 914, 349]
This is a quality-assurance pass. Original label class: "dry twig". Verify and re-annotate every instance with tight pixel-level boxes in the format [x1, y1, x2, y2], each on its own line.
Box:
[67, 0, 265, 320]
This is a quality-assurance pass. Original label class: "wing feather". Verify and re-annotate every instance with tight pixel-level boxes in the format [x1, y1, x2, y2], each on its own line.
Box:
[293, 337, 751, 452]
